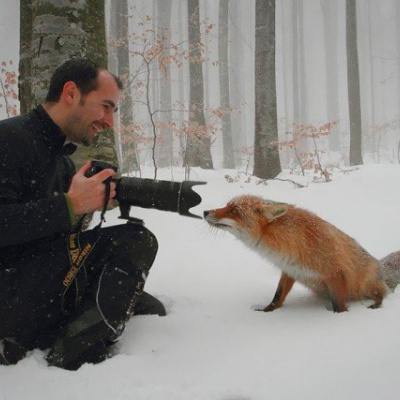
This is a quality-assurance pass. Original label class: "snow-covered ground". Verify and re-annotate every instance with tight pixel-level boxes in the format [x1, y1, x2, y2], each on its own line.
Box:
[1, 164, 400, 400]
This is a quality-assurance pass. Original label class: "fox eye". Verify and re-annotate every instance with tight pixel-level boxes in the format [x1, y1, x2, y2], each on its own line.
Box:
[229, 208, 238, 216]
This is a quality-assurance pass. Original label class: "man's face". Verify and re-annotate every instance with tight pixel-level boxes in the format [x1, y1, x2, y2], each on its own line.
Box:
[65, 70, 120, 146]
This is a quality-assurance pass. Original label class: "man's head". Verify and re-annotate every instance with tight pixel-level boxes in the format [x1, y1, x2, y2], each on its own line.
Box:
[44, 58, 123, 146]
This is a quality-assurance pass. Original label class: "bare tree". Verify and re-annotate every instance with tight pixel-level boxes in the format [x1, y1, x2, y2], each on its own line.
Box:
[291, 0, 308, 156]
[228, 0, 251, 163]
[184, 0, 213, 170]
[253, 0, 281, 179]
[321, 0, 340, 151]
[156, 0, 173, 168]
[219, 0, 234, 169]
[346, 0, 363, 165]
[108, 0, 139, 173]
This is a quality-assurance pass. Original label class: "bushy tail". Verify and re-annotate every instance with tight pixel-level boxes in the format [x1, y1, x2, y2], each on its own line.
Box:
[380, 251, 400, 291]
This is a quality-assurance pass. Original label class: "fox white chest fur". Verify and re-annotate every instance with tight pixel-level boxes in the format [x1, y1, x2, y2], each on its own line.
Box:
[229, 223, 321, 285]
[204, 195, 389, 312]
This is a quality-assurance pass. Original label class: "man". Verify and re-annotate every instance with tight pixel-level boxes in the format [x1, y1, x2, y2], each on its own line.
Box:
[0, 58, 165, 370]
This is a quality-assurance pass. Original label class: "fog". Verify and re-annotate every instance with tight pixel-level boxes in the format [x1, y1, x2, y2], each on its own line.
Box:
[1, 1, 399, 167]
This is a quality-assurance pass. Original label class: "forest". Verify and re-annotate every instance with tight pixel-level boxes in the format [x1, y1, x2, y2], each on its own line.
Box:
[0, 0, 399, 181]
[2, 3, 400, 398]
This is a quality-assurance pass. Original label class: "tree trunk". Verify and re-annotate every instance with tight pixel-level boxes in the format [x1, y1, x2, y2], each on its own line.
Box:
[156, 0, 173, 168]
[229, 0, 247, 164]
[298, 0, 307, 125]
[321, 0, 340, 151]
[108, 0, 139, 173]
[366, 0, 377, 158]
[292, 0, 300, 124]
[219, 0, 235, 169]
[253, 0, 281, 179]
[346, 0, 363, 165]
[291, 0, 308, 155]
[19, 0, 33, 115]
[184, 0, 213, 169]
[176, 0, 187, 164]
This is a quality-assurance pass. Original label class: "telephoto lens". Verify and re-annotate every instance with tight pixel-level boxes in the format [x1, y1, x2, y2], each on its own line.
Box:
[85, 160, 205, 219]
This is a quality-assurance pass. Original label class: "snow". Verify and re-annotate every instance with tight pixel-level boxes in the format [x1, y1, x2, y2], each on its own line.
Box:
[1, 164, 400, 400]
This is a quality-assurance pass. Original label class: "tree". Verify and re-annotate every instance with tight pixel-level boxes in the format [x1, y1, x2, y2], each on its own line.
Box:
[19, 0, 118, 169]
[184, 0, 214, 170]
[228, 0, 252, 163]
[321, 0, 340, 151]
[155, 0, 173, 168]
[219, 0, 235, 169]
[253, 0, 281, 179]
[346, 0, 363, 165]
[19, 0, 33, 116]
[108, 0, 139, 173]
[291, 0, 308, 156]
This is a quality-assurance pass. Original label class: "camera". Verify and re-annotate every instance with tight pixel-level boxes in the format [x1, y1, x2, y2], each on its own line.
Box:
[85, 160, 206, 219]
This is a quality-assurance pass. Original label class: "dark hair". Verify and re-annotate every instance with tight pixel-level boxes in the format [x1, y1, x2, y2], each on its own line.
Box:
[45, 58, 123, 103]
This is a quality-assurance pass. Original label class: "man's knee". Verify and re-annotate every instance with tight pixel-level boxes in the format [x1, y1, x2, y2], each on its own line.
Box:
[111, 223, 157, 253]
[100, 224, 158, 270]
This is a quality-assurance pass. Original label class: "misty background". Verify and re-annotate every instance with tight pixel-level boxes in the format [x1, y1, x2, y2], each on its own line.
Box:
[0, 0, 399, 174]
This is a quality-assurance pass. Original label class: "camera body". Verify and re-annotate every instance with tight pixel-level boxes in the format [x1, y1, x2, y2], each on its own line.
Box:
[85, 160, 205, 219]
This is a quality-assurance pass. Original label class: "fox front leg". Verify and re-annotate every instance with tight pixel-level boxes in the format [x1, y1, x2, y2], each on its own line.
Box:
[257, 273, 295, 312]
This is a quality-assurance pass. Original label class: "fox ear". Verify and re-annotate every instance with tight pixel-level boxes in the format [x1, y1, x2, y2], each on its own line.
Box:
[266, 204, 288, 221]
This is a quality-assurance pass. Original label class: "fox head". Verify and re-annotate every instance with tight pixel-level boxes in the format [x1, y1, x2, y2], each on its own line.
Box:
[203, 195, 288, 240]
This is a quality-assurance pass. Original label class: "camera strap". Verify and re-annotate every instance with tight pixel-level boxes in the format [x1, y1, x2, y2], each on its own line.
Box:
[61, 178, 112, 313]
[99, 176, 112, 224]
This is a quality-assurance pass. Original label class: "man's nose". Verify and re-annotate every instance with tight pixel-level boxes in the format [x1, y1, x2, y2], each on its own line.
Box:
[102, 111, 114, 128]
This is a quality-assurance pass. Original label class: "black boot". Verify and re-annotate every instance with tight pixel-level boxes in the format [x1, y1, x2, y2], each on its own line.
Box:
[46, 307, 119, 371]
[0, 339, 28, 366]
[134, 291, 166, 317]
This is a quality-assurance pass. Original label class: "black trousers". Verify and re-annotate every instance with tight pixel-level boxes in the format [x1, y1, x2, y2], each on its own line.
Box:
[0, 223, 161, 350]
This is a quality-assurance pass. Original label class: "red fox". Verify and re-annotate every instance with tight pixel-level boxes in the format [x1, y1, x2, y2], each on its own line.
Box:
[204, 195, 397, 313]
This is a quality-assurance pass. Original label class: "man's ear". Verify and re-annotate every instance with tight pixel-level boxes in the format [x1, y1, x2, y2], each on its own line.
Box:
[62, 81, 80, 105]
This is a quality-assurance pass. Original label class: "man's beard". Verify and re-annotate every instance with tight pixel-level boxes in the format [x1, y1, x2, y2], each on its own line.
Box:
[65, 117, 91, 146]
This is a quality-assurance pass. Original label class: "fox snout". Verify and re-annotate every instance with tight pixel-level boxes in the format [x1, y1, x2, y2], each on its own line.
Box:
[203, 210, 210, 219]
[203, 209, 219, 225]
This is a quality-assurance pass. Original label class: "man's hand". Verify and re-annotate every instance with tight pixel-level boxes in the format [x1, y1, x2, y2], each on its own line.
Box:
[67, 161, 117, 215]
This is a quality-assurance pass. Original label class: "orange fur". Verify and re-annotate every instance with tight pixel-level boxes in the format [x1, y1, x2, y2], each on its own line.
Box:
[204, 195, 389, 312]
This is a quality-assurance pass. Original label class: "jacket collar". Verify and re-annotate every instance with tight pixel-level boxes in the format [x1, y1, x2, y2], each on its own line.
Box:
[33, 105, 77, 156]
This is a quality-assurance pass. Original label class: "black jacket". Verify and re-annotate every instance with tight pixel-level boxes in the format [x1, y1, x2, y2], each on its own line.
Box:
[0, 106, 76, 266]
